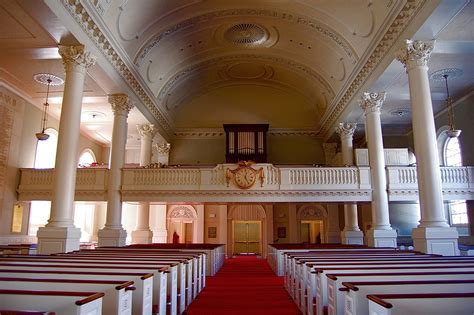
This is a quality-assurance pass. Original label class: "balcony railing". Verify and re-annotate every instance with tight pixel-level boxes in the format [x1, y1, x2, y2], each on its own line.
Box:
[17, 164, 474, 203]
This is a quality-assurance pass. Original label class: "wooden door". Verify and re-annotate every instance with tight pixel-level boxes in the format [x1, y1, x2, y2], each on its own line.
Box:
[233, 221, 261, 255]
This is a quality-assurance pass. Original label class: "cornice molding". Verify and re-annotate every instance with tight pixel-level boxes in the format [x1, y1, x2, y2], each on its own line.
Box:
[319, 0, 428, 137]
[172, 128, 320, 139]
[58, 0, 172, 135]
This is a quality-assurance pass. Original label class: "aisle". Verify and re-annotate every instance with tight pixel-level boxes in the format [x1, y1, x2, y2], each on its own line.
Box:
[186, 255, 300, 315]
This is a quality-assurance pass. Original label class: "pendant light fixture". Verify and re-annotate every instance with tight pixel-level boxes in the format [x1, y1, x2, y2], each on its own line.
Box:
[443, 74, 461, 138]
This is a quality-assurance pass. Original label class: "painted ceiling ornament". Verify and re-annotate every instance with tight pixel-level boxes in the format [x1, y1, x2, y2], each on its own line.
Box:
[58, 45, 96, 72]
[137, 124, 157, 139]
[396, 39, 435, 71]
[335, 122, 357, 139]
[358, 91, 386, 114]
[109, 93, 134, 116]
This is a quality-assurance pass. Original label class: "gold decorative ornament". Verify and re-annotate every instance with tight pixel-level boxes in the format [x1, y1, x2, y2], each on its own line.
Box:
[226, 161, 264, 189]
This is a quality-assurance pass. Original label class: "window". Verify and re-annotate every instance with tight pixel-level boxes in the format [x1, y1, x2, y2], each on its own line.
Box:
[78, 149, 96, 167]
[442, 134, 468, 225]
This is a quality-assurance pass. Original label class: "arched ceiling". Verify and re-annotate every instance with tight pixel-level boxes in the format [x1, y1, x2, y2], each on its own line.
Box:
[94, 0, 403, 130]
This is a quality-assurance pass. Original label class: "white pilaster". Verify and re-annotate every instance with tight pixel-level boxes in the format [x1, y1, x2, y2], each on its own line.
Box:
[288, 204, 298, 243]
[336, 123, 364, 245]
[37, 45, 96, 254]
[151, 204, 168, 243]
[155, 142, 171, 166]
[98, 94, 134, 246]
[359, 92, 397, 247]
[397, 40, 459, 255]
[132, 124, 157, 244]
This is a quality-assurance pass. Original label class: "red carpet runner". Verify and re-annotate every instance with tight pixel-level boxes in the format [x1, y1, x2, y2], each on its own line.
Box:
[186, 255, 300, 315]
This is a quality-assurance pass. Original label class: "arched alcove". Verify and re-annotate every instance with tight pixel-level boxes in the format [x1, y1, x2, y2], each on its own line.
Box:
[228, 205, 267, 257]
[167, 205, 198, 243]
[296, 204, 328, 243]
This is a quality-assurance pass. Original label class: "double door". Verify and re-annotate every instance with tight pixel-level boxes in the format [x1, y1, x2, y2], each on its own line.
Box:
[233, 221, 261, 255]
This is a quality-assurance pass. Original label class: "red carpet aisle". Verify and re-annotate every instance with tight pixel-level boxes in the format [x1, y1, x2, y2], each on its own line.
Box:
[186, 255, 300, 315]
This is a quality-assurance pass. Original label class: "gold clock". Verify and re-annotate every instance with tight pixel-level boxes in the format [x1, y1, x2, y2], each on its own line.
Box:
[226, 161, 264, 189]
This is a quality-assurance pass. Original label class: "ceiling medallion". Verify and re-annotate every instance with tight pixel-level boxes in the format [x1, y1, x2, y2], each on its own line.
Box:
[429, 68, 463, 81]
[33, 73, 64, 86]
[389, 108, 411, 117]
[224, 23, 269, 46]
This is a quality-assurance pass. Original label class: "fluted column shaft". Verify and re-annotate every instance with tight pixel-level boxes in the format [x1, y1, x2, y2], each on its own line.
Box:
[360, 93, 391, 230]
[47, 45, 95, 227]
[105, 94, 133, 229]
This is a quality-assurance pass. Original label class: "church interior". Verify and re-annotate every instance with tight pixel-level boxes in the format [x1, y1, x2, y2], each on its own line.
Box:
[0, 0, 474, 314]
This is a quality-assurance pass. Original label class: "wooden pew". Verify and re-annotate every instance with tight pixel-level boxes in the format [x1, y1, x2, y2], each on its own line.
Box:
[341, 279, 474, 315]
[298, 256, 474, 313]
[367, 292, 474, 315]
[312, 264, 474, 315]
[0, 311, 55, 314]
[0, 269, 153, 315]
[0, 289, 104, 315]
[0, 277, 134, 315]
[0, 262, 172, 315]
[72, 249, 205, 295]
[65, 250, 201, 301]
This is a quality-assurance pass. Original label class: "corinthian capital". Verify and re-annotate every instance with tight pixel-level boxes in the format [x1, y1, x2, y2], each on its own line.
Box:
[396, 39, 435, 70]
[155, 142, 171, 155]
[359, 92, 386, 114]
[137, 124, 157, 139]
[336, 122, 357, 139]
[58, 45, 96, 72]
[109, 93, 134, 116]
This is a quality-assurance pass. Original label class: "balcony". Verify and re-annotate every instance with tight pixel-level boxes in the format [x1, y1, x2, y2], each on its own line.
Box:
[17, 164, 474, 203]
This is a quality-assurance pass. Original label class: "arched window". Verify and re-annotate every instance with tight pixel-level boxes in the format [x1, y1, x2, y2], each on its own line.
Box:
[439, 130, 468, 225]
[78, 149, 96, 167]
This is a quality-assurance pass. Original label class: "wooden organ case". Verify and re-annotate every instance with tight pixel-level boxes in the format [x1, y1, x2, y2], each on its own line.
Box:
[224, 124, 269, 163]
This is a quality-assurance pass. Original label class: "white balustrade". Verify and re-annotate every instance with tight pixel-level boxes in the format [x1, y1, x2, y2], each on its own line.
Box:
[17, 165, 474, 203]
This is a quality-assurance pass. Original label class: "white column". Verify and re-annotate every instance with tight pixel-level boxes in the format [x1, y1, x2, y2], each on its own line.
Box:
[132, 124, 157, 244]
[37, 45, 96, 254]
[396, 40, 459, 255]
[98, 94, 134, 246]
[336, 123, 364, 244]
[359, 92, 397, 247]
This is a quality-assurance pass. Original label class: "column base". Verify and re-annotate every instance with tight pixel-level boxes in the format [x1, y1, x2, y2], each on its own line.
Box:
[365, 228, 397, 248]
[37, 226, 81, 254]
[341, 230, 364, 245]
[131, 229, 153, 244]
[97, 228, 127, 247]
[412, 226, 459, 256]
[152, 229, 168, 243]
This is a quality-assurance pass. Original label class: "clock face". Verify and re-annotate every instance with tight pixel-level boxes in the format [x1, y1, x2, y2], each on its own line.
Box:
[234, 167, 257, 189]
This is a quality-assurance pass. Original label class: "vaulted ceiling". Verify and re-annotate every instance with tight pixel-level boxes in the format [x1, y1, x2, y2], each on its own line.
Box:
[0, 0, 472, 146]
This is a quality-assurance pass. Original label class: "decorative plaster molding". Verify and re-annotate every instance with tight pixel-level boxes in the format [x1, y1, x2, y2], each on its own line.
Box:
[156, 143, 171, 155]
[135, 8, 358, 66]
[137, 124, 157, 139]
[396, 39, 435, 70]
[158, 54, 335, 107]
[173, 129, 225, 139]
[359, 92, 386, 114]
[108, 93, 134, 116]
[335, 122, 357, 139]
[58, 0, 172, 134]
[268, 128, 319, 137]
[169, 206, 196, 219]
[319, 0, 428, 137]
[58, 45, 96, 73]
